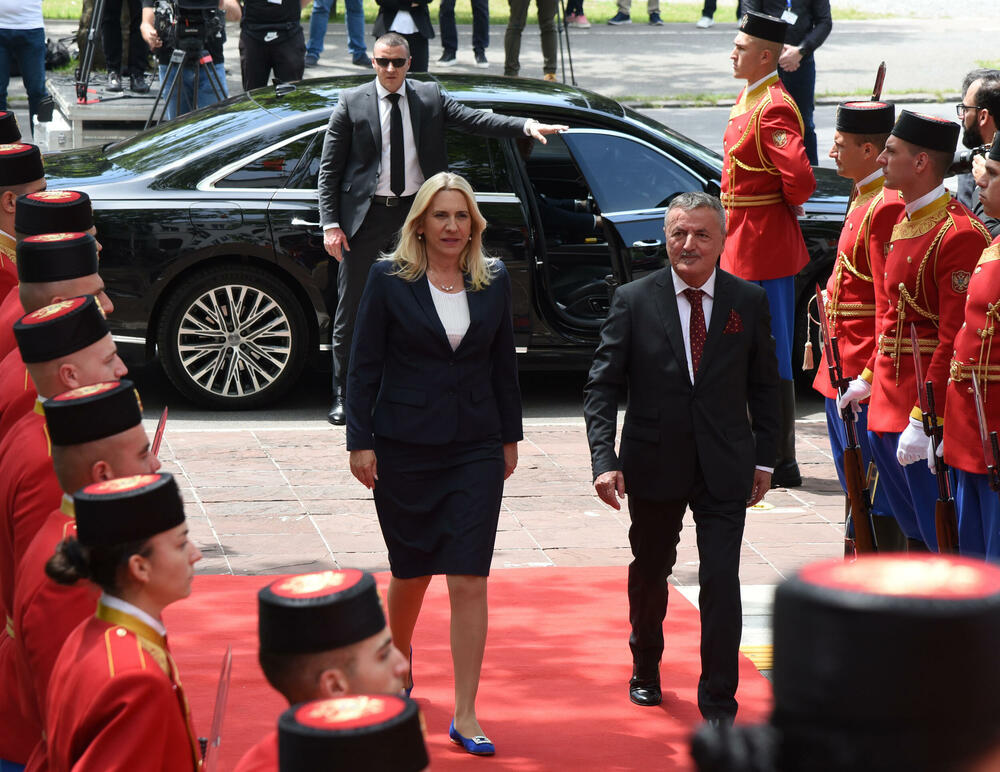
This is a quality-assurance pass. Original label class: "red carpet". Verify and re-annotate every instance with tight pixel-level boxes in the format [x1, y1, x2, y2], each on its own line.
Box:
[165, 567, 772, 772]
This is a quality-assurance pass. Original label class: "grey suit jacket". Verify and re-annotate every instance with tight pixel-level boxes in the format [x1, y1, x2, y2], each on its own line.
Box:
[317, 78, 528, 237]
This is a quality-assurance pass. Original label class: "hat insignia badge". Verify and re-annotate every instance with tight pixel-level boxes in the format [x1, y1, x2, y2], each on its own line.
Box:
[30, 299, 75, 320]
[278, 570, 347, 596]
[309, 695, 386, 724]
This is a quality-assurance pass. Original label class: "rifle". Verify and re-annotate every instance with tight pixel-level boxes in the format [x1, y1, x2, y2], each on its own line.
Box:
[817, 283, 877, 554]
[909, 324, 958, 552]
[842, 62, 887, 216]
[971, 375, 1000, 493]
[151, 406, 168, 457]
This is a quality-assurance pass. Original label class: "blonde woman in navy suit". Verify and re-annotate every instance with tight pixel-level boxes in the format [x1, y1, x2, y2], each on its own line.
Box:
[345, 171, 522, 757]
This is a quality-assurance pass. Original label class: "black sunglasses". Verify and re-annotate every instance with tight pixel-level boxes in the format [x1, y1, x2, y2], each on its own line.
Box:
[374, 57, 409, 68]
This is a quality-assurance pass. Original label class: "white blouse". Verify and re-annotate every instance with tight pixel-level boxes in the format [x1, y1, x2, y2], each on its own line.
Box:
[428, 280, 470, 351]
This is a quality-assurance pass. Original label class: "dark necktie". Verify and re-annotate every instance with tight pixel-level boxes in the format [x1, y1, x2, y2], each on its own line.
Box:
[387, 92, 405, 197]
[683, 288, 706, 376]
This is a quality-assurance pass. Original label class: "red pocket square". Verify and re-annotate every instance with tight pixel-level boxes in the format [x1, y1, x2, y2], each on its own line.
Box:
[722, 309, 743, 334]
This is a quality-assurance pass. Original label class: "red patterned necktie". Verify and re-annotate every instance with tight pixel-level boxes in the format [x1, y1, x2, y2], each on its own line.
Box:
[683, 288, 706, 376]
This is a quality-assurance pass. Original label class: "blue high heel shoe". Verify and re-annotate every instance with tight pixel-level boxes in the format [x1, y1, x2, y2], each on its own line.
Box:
[405, 646, 413, 698]
[449, 720, 495, 756]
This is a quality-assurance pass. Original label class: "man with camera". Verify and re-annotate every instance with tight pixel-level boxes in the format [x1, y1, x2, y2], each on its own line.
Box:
[955, 68, 1000, 238]
[140, 0, 241, 120]
[239, 0, 309, 91]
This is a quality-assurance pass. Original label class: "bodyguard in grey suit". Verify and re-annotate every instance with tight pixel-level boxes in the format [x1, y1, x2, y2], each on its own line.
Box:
[583, 193, 779, 725]
[317, 31, 566, 424]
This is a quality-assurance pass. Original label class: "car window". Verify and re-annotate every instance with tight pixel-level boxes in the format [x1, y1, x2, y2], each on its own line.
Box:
[446, 132, 507, 193]
[216, 136, 312, 189]
[287, 132, 323, 189]
[563, 132, 702, 213]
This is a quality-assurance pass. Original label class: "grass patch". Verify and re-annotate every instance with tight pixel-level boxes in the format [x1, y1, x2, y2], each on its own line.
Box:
[975, 59, 1000, 70]
[818, 87, 955, 100]
[42, 0, 890, 24]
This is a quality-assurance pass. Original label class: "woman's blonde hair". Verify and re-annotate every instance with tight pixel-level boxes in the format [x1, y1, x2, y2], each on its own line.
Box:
[382, 171, 497, 290]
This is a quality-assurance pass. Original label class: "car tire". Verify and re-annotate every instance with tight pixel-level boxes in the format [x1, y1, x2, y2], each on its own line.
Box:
[157, 265, 308, 409]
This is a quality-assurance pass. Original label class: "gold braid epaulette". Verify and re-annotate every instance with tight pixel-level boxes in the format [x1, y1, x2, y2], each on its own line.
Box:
[888, 220, 950, 384]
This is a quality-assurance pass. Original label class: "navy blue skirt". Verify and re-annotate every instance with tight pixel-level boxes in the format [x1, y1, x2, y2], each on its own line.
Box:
[372, 436, 505, 578]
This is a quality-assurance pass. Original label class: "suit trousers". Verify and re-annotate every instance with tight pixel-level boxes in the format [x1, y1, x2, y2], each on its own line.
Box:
[504, 0, 557, 76]
[627, 468, 746, 720]
[331, 201, 410, 389]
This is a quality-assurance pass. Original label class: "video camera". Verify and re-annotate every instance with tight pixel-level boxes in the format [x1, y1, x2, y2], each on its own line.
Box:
[950, 143, 992, 177]
[153, 0, 222, 55]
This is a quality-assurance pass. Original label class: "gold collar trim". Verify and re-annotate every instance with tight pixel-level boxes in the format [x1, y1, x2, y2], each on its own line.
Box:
[96, 599, 167, 650]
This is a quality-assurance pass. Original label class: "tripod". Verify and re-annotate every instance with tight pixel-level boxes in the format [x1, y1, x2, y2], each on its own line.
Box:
[75, 0, 108, 103]
[145, 44, 225, 127]
[554, 0, 576, 86]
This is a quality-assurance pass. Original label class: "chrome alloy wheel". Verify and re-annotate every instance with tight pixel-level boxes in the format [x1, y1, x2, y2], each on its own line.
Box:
[175, 283, 293, 399]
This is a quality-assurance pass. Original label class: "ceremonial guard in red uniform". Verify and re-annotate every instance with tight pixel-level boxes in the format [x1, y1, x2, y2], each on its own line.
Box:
[0, 228, 106, 440]
[0, 192, 103, 361]
[0, 143, 44, 304]
[235, 569, 409, 772]
[814, 101, 905, 547]
[724, 11, 816, 487]
[11, 381, 155, 771]
[44, 473, 202, 772]
[277, 695, 429, 772]
[841, 111, 992, 551]
[0, 297, 127, 768]
[945, 134, 1000, 559]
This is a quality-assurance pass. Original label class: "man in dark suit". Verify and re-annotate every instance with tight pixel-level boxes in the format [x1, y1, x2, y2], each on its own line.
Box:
[318, 31, 565, 425]
[583, 192, 780, 726]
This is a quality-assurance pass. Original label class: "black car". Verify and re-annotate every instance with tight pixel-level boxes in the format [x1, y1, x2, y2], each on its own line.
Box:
[45, 75, 850, 409]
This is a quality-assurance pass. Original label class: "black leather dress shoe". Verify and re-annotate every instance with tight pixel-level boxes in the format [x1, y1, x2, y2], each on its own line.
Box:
[328, 395, 346, 425]
[628, 679, 661, 706]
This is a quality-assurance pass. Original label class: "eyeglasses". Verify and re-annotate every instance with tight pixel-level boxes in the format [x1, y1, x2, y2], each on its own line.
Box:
[374, 57, 409, 69]
[956, 103, 982, 117]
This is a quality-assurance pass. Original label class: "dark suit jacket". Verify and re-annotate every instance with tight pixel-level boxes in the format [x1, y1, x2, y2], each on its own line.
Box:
[373, 0, 435, 39]
[583, 267, 780, 503]
[318, 78, 528, 237]
[345, 259, 523, 450]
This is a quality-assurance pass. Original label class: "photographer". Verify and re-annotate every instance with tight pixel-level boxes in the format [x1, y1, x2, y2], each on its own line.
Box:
[239, 0, 309, 91]
[140, 0, 241, 120]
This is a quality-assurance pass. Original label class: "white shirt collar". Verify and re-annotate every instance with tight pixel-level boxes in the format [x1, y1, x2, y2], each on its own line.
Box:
[374, 78, 405, 100]
[746, 72, 777, 93]
[671, 267, 717, 298]
[100, 593, 167, 637]
[856, 168, 884, 191]
[904, 184, 947, 219]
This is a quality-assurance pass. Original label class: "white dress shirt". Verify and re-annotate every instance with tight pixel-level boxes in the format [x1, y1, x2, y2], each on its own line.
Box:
[904, 183, 947, 219]
[671, 266, 716, 385]
[374, 79, 424, 198]
[100, 593, 168, 637]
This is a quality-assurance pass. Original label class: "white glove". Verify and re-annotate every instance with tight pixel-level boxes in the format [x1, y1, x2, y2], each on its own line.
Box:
[836, 377, 872, 420]
[929, 436, 944, 474]
[897, 417, 929, 466]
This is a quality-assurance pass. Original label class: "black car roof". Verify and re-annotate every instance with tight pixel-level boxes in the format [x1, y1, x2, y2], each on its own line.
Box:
[246, 73, 627, 123]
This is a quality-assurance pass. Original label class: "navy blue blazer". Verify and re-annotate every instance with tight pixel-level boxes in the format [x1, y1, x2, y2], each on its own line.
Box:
[345, 259, 524, 450]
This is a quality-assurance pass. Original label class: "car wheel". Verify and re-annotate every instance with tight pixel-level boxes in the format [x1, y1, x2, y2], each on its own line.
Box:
[157, 265, 308, 409]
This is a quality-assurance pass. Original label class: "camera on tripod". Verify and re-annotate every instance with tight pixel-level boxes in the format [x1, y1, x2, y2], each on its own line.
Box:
[153, 0, 222, 54]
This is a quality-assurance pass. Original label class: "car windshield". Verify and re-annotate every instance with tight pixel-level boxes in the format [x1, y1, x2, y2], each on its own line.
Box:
[620, 105, 723, 173]
[102, 97, 266, 174]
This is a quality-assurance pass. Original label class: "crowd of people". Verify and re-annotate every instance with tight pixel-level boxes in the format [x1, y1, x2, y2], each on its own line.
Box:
[3, 1, 1000, 769]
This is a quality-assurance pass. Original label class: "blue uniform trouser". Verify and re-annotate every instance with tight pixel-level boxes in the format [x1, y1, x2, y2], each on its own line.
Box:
[869, 429, 943, 551]
[955, 469, 1000, 560]
[824, 398, 892, 522]
[0, 760, 26, 772]
[752, 276, 794, 381]
[307, 0, 366, 59]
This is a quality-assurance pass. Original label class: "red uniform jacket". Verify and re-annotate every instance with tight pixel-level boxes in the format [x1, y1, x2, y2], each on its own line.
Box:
[944, 236, 1000, 474]
[0, 400, 60, 616]
[0, 628, 40, 762]
[721, 73, 816, 281]
[0, 287, 21, 361]
[15, 498, 100, 771]
[45, 600, 201, 772]
[0, 348, 35, 443]
[234, 731, 278, 772]
[868, 192, 991, 433]
[813, 176, 905, 398]
[0, 233, 16, 303]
